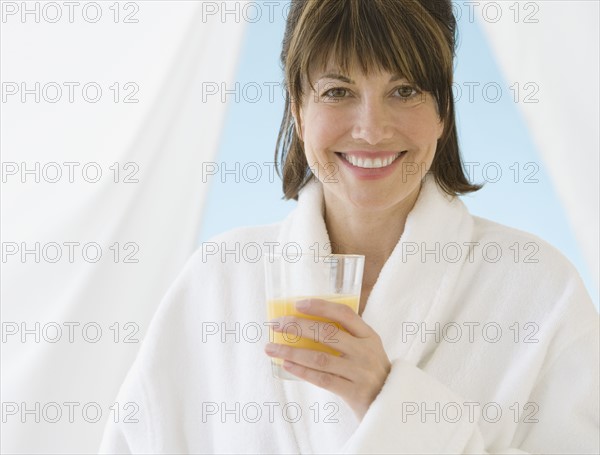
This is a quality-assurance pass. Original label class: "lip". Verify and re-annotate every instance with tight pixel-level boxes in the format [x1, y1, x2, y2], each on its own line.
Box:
[335, 151, 407, 180]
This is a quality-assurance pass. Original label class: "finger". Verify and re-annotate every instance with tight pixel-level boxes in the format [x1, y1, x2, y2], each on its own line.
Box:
[271, 316, 357, 355]
[295, 299, 373, 338]
[264, 342, 352, 379]
[282, 359, 355, 397]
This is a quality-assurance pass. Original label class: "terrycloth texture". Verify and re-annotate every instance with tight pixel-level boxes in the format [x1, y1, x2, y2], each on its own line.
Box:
[99, 174, 599, 454]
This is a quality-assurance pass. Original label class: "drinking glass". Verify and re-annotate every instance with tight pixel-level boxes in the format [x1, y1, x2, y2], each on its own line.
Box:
[264, 253, 365, 380]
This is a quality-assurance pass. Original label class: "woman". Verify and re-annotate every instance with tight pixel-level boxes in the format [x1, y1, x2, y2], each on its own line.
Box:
[100, 0, 599, 453]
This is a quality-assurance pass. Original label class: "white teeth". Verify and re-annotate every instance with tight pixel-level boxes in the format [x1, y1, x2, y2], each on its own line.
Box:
[341, 152, 402, 169]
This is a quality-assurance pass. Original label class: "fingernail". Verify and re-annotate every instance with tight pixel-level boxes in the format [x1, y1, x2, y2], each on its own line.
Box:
[265, 343, 277, 354]
[296, 300, 310, 310]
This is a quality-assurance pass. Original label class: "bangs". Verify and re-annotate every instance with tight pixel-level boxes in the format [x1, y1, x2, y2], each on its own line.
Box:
[290, 0, 451, 98]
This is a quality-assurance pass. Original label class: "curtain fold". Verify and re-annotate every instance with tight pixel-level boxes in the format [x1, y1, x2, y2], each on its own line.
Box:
[478, 1, 599, 292]
[1, 3, 247, 453]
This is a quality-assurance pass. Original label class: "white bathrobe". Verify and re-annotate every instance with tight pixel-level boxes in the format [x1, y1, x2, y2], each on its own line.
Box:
[99, 174, 599, 454]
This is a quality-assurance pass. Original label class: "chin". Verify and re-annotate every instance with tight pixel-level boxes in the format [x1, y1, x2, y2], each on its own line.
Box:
[340, 183, 415, 211]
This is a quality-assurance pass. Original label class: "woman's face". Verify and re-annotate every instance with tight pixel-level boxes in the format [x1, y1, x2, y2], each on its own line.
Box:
[294, 64, 444, 212]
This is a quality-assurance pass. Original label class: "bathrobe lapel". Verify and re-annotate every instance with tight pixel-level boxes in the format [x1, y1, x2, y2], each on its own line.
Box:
[360, 176, 475, 363]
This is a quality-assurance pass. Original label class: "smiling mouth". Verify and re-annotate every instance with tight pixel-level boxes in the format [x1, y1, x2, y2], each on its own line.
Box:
[336, 151, 407, 169]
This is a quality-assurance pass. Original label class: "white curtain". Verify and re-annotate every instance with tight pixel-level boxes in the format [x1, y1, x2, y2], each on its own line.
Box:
[1, 2, 246, 453]
[478, 0, 599, 291]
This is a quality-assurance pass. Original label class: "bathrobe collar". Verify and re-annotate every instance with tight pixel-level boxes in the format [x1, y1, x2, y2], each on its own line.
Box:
[276, 173, 475, 361]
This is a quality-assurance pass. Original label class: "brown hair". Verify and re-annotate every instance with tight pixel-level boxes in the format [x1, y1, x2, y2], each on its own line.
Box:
[274, 0, 482, 200]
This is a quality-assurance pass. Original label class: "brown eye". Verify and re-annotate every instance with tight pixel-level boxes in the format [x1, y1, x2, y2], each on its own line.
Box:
[323, 88, 347, 98]
[397, 85, 416, 98]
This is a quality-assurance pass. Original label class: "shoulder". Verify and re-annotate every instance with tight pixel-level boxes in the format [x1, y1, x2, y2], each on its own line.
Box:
[454, 214, 598, 366]
[181, 222, 283, 277]
[469, 214, 577, 274]
[465, 214, 596, 325]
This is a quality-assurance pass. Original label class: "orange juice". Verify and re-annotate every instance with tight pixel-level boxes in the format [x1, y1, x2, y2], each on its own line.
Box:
[267, 295, 359, 364]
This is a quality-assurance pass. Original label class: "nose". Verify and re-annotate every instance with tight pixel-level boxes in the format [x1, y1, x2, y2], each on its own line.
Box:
[351, 99, 394, 145]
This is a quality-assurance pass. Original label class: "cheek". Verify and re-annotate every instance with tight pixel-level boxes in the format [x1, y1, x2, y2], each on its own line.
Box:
[304, 109, 345, 151]
[396, 110, 442, 147]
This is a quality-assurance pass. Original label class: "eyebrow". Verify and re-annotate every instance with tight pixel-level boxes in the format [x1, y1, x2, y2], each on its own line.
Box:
[317, 73, 405, 84]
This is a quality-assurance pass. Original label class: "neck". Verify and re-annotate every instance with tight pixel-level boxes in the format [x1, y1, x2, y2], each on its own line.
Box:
[323, 183, 421, 264]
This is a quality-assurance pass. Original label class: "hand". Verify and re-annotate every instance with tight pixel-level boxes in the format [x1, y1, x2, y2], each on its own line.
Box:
[264, 298, 391, 420]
